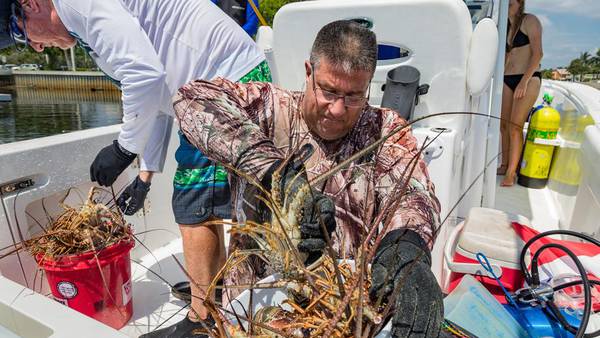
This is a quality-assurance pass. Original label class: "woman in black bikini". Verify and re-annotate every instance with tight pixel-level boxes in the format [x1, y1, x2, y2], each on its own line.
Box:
[499, 0, 543, 186]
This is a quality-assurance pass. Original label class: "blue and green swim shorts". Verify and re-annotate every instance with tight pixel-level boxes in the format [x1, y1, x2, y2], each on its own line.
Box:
[172, 61, 272, 225]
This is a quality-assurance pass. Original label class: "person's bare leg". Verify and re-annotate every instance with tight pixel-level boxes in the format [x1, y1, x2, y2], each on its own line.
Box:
[217, 224, 226, 281]
[179, 217, 226, 321]
[498, 83, 513, 175]
[501, 77, 541, 186]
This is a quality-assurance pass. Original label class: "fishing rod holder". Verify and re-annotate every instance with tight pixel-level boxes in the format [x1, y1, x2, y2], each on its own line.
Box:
[380, 65, 429, 121]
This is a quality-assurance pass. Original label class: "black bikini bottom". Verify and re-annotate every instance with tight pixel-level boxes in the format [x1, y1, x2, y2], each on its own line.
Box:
[504, 71, 541, 91]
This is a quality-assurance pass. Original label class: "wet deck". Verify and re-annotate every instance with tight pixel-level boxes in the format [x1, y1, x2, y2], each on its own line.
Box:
[494, 176, 560, 233]
[121, 239, 187, 338]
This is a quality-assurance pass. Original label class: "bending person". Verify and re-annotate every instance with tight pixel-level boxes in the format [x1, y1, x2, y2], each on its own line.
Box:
[499, 0, 543, 186]
[174, 20, 444, 337]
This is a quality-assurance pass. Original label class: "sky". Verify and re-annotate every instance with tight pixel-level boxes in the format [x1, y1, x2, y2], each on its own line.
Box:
[527, 0, 600, 69]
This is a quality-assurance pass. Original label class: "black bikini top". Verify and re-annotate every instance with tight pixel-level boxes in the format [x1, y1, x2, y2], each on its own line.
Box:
[506, 18, 530, 52]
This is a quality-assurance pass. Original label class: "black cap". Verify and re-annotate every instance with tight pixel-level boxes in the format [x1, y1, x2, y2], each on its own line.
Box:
[0, 0, 15, 50]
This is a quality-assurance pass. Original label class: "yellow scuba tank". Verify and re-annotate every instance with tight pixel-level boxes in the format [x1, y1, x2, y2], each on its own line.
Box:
[548, 113, 595, 195]
[518, 94, 561, 188]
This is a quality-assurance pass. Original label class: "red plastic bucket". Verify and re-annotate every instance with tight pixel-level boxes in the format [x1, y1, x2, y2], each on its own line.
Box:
[37, 239, 135, 329]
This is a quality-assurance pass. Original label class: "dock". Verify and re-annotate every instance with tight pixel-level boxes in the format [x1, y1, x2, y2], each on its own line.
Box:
[0, 71, 119, 92]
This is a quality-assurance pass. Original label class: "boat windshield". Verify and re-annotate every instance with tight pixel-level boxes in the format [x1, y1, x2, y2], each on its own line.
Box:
[465, 0, 493, 25]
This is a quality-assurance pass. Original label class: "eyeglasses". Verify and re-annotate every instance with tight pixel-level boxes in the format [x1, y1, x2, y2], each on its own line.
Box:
[9, 2, 28, 52]
[311, 64, 370, 108]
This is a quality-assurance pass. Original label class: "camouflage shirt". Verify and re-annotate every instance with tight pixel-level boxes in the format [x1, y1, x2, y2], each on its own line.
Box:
[173, 78, 441, 293]
[174, 77, 441, 250]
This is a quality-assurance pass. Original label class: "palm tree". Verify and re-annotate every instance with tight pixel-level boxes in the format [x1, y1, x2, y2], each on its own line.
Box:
[579, 51, 592, 65]
[593, 49, 600, 76]
[568, 58, 586, 81]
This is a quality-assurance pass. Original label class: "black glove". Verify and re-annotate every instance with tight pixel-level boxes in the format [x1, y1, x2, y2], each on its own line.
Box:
[297, 191, 336, 264]
[90, 140, 137, 186]
[260, 144, 336, 264]
[369, 229, 443, 338]
[117, 176, 151, 215]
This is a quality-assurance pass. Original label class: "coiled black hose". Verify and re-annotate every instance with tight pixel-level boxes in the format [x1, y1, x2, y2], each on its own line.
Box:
[519, 230, 600, 338]
[519, 230, 600, 285]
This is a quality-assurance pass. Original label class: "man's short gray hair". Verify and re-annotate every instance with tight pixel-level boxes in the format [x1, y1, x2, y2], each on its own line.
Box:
[310, 20, 377, 74]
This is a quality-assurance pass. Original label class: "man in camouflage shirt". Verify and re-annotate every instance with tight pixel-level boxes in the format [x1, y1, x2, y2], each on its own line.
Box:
[174, 20, 444, 337]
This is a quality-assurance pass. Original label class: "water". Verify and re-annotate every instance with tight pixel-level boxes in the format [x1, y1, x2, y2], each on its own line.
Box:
[0, 89, 122, 144]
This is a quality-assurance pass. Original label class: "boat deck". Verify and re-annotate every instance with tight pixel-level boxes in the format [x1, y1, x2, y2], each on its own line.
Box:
[494, 176, 560, 232]
[121, 239, 187, 338]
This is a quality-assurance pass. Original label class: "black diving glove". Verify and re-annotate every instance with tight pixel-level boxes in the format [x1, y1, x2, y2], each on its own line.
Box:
[260, 144, 336, 265]
[369, 229, 444, 338]
[117, 176, 151, 215]
[297, 190, 336, 264]
[90, 140, 137, 186]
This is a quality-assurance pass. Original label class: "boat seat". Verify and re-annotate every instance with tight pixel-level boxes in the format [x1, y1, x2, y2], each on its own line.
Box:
[459, 207, 531, 268]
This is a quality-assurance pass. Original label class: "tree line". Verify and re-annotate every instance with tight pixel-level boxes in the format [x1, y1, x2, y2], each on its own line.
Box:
[542, 48, 600, 80]
[1, 44, 98, 71]
[567, 49, 600, 78]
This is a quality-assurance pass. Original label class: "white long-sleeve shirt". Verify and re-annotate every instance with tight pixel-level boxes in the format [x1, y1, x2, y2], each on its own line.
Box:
[52, 0, 265, 171]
